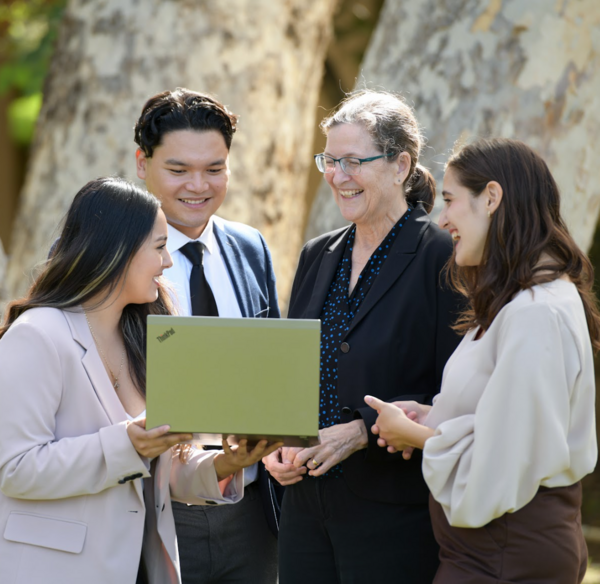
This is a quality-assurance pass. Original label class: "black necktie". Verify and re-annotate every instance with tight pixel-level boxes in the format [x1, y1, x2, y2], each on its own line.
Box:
[179, 241, 219, 316]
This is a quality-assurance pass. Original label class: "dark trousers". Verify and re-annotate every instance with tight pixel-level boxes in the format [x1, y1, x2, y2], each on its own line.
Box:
[278, 477, 439, 584]
[172, 482, 278, 584]
[430, 483, 588, 583]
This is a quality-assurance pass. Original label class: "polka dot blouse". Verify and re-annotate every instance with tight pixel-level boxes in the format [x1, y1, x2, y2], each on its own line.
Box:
[315, 208, 412, 479]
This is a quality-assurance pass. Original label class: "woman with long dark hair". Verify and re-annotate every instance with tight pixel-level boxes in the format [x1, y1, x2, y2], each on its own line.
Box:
[0, 177, 275, 584]
[367, 138, 599, 583]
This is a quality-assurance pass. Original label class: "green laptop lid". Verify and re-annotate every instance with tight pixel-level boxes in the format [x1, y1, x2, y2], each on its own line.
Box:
[146, 316, 320, 446]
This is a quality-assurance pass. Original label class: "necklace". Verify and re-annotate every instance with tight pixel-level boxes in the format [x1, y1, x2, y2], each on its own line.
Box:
[83, 309, 125, 390]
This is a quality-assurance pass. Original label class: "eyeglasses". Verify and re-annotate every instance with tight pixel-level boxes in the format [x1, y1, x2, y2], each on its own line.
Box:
[314, 153, 395, 175]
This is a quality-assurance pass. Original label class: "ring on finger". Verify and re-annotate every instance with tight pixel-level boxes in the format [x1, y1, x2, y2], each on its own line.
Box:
[312, 459, 321, 468]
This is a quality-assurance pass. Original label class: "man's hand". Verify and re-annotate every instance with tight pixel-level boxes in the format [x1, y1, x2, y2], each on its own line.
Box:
[214, 439, 283, 481]
[262, 447, 306, 486]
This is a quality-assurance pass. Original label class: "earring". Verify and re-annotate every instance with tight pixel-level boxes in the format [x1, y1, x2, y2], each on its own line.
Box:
[487, 210, 491, 218]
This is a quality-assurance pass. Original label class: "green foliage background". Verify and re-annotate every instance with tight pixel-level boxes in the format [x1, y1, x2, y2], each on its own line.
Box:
[0, 0, 66, 144]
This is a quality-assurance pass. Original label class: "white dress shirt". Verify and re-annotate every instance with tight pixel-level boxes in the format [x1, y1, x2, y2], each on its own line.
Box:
[164, 219, 242, 319]
[163, 219, 257, 486]
[422, 279, 597, 528]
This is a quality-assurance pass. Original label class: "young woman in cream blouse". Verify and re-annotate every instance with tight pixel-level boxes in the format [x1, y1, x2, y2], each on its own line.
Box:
[0, 178, 278, 584]
[366, 138, 599, 583]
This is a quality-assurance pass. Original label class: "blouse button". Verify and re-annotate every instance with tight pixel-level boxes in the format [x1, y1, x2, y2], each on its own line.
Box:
[340, 342, 350, 353]
[341, 407, 352, 415]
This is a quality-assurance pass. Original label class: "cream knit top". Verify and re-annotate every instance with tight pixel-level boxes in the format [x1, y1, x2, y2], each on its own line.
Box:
[423, 279, 597, 528]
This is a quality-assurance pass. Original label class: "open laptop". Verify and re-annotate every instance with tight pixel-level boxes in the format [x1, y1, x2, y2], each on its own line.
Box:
[146, 315, 321, 447]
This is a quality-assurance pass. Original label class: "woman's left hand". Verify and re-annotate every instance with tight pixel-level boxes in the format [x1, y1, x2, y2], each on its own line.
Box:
[127, 418, 193, 459]
[291, 420, 368, 477]
[214, 439, 283, 481]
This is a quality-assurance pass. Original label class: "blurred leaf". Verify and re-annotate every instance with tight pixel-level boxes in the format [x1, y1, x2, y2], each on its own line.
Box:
[7, 92, 42, 144]
[0, 0, 67, 97]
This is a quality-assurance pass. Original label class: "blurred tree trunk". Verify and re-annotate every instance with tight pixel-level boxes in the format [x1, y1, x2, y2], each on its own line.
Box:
[0, 243, 6, 305]
[303, 0, 385, 241]
[4, 0, 338, 308]
[0, 92, 26, 255]
[307, 0, 600, 251]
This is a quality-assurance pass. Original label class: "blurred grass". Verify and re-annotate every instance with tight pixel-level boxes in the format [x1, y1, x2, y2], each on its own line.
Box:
[585, 564, 600, 583]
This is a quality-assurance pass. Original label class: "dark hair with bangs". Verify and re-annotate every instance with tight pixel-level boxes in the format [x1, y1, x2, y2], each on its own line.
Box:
[446, 138, 600, 351]
[134, 87, 239, 156]
[0, 177, 174, 394]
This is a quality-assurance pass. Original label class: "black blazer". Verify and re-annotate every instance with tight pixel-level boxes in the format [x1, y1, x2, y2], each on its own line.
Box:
[288, 205, 463, 505]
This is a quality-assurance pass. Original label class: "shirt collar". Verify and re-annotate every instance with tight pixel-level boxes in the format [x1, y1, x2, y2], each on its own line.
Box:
[166, 217, 216, 256]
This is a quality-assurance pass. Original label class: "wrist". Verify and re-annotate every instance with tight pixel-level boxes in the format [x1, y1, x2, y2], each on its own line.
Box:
[213, 453, 241, 482]
[409, 423, 434, 450]
[350, 419, 368, 451]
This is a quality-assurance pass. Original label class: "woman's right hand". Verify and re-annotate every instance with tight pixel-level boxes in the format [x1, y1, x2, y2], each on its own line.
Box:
[127, 418, 193, 459]
[365, 396, 435, 456]
[369, 401, 431, 459]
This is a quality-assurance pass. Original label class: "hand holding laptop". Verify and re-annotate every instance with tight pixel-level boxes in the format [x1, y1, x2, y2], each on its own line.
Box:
[215, 438, 283, 481]
[127, 418, 193, 459]
[146, 316, 321, 447]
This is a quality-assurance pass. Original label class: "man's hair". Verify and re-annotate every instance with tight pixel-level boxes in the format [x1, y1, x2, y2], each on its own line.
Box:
[134, 87, 239, 156]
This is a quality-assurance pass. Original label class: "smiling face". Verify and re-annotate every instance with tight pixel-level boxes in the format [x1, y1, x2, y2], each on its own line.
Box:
[323, 123, 409, 229]
[439, 167, 492, 266]
[136, 129, 230, 239]
[121, 209, 173, 305]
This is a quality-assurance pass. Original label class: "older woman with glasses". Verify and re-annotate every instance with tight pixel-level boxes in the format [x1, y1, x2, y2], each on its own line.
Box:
[263, 90, 463, 583]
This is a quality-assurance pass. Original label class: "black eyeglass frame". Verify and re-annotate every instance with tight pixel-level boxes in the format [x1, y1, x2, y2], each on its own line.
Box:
[313, 152, 396, 175]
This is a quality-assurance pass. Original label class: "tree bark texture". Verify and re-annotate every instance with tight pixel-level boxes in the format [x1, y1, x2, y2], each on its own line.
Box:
[0, 242, 6, 307]
[4, 0, 338, 308]
[307, 0, 600, 252]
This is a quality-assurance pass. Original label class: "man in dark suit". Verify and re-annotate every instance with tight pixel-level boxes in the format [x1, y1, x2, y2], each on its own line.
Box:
[134, 88, 280, 584]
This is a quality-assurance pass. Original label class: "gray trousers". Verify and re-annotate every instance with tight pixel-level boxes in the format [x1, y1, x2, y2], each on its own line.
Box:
[172, 482, 278, 584]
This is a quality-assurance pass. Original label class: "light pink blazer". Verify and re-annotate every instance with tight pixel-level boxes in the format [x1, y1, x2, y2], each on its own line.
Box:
[0, 307, 244, 584]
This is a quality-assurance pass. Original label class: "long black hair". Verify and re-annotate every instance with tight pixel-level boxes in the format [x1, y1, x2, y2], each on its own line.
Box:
[1, 177, 174, 394]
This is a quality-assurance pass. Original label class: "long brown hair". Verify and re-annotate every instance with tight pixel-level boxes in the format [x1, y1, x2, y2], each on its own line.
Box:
[0, 177, 174, 394]
[446, 138, 600, 351]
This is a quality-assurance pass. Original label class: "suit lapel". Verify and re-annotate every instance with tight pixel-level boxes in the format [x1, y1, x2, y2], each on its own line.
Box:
[213, 222, 253, 317]
[66, 309, 145, 504]
[64, 308, 127, 425]
[305, 227, 350, 319]
[345, 207, 431, 336]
